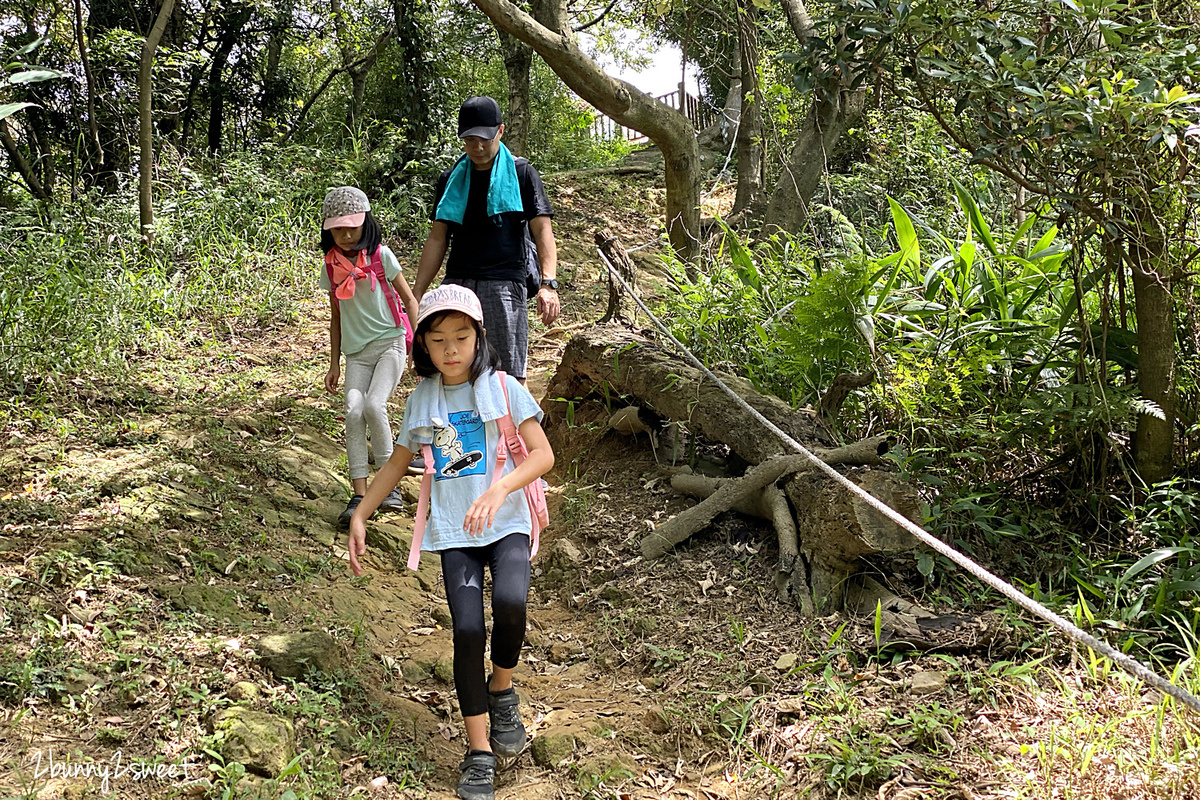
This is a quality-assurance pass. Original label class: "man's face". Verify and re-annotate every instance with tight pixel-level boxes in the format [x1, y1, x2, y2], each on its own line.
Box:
[462, 125, 504, 170]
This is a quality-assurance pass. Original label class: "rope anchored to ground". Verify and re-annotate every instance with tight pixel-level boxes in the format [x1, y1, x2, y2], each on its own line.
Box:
[596, 246, 1200, 715]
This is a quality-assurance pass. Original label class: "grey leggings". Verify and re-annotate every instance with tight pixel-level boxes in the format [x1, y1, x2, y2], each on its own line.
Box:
[344, 335, 405, 480]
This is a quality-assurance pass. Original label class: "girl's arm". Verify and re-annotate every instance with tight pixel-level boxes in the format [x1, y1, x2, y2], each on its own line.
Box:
[325, 294, 342, 393]
[391, 272, 420, 335]
[462, 417, 555, 536]
[347, 444, 414, 576]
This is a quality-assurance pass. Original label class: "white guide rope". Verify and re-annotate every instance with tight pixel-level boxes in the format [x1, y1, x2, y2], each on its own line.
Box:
[596, 248, 1200, 713]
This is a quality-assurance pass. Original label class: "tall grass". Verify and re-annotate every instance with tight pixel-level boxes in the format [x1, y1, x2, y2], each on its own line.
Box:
[0, 145, 425, 389]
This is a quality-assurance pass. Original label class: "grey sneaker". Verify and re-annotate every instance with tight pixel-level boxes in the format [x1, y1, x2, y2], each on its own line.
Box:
[408, 454, 426, 475]
[487, 681, 526, 758]
[456, 750, 496, 800]
[378, 487, 405, 512]
[337, 495, 365, 529]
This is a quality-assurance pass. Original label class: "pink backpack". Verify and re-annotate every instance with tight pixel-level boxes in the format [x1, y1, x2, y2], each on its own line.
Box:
[406, 371, 548, 570]
[325, 247, 414, 350]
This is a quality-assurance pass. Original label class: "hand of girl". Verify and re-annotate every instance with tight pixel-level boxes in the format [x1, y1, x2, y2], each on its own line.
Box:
[347, 518, 367, 576]
[325, 366, 340, 393]
[463, 484, 509, 536]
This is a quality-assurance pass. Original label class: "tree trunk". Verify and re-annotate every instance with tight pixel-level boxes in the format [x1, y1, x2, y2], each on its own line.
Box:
[139, 0, 177, 253]
[73, 0, 104, 167]
[765, 0, 864, 234]
[544, 326, 834, 465]
[469, 0, 701, 262]
[1128, 201, 1176, 484]
[26, 105, 56, 197]
[732, 0, 764, 214]
[764, 87, 864, 234]
[206, 6, 251, 156]
[178, 5, 213, 150]
[497, 28, 532, 157]
[0, 118, 50, 200]
[595, 229, 638, 324]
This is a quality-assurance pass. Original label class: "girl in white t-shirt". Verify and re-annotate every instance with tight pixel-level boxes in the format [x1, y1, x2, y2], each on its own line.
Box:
[319, 186, 419, 527]
[347, 284, 553, 800]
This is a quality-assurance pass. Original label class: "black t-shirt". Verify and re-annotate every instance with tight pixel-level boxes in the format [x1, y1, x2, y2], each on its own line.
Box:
[431, 157, 554, 281]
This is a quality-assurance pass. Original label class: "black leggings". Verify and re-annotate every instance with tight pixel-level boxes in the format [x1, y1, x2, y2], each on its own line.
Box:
[440, 533, 530, 717]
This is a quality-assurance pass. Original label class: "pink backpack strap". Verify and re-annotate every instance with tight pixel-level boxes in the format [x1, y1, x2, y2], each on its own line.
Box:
[493, 372, 541, 559]
[407, 443, 436, 570]
[369, 249, 415, 349]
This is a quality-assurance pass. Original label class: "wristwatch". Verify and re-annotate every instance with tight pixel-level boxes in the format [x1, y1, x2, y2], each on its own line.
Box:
[540, 278, 559, 290]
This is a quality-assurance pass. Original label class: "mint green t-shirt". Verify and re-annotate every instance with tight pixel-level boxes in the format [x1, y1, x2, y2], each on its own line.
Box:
[319, 244, 405, 355]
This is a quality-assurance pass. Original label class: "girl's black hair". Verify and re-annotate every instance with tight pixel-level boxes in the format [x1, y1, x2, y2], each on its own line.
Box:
[413, 311, 502, 384]
[320, 211, 383, 256]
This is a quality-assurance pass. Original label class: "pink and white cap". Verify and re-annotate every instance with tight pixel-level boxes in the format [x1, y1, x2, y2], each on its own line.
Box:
[322, 186, 370, 230]
[417, 284, 484, 327]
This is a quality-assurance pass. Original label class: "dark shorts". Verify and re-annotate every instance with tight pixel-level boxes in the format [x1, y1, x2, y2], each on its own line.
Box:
[443, 278, 527, 379]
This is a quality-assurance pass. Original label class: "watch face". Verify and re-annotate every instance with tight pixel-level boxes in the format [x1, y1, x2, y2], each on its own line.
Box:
[541, 279, 558, 289]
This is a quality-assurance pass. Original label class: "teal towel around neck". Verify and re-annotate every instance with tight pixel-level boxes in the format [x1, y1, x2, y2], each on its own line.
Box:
[434, 142, 523, 225]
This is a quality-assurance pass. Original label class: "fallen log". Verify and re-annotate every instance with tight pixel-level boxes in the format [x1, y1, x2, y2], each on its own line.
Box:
[659, 438, 913, 612]
[542, 164, 656, 179]
[546, 327, 922, 613]
[545, 326, 834, 464]
[644, 437, 892, 559]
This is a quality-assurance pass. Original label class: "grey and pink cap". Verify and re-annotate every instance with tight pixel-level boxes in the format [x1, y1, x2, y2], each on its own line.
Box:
[322, 186, 370, 230]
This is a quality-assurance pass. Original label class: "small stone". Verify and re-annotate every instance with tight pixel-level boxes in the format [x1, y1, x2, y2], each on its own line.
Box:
[549, 643, 574, 664]
[746, 672, 774, 694]
[609, 406, 647, 435]
[399, 476, 422, 504]
[545, 538, 584, 570]
[433, 655, 455, 683]
[774, 653, 798, 672]
[208, 708, 295, 777]
[911, 671, 947, 696]
[431, 605, 453, 628]
[61, 668, 102, 695]
[256, 556, 284, 577]
[600, 585, 625, 603]
[530, 731, 576, 767]
[643, 705, 670, 734]
[401, 659, 433, 684]
[332, 720, 356, 749]
[777, 696, 806, 715]
[227, 682, 261, 702]
[255, 631, 341, 680]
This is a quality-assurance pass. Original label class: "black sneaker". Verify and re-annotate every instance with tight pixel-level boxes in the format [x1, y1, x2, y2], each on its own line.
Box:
[456, 750, 496, 800]
[378, 487, 405, 512]
[487, 681, 526, 758]
[408, 454, 426, 475]
[337, 495, 366, 529]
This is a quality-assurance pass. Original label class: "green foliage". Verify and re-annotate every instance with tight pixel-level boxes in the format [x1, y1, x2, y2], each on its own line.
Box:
[0, 148, 327, 385]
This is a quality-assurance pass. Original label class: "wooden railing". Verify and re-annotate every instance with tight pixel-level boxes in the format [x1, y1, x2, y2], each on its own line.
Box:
[589, 84, 715, 142]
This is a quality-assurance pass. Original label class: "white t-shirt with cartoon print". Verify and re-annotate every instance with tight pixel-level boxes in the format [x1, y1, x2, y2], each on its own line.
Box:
[398, 373, 542, 552]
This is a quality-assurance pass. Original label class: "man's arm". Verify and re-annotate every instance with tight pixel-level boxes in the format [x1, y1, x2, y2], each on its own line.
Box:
[414, 221, 450, 298]
[530, 215, 560, 326]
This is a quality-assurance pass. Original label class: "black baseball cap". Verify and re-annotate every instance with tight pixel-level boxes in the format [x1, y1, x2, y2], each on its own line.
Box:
[457, 96, 503, 140]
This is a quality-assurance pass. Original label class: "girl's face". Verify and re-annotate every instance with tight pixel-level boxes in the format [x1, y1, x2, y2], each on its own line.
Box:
[421, 313, 478, 385]
[330, 224, 363, 251]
